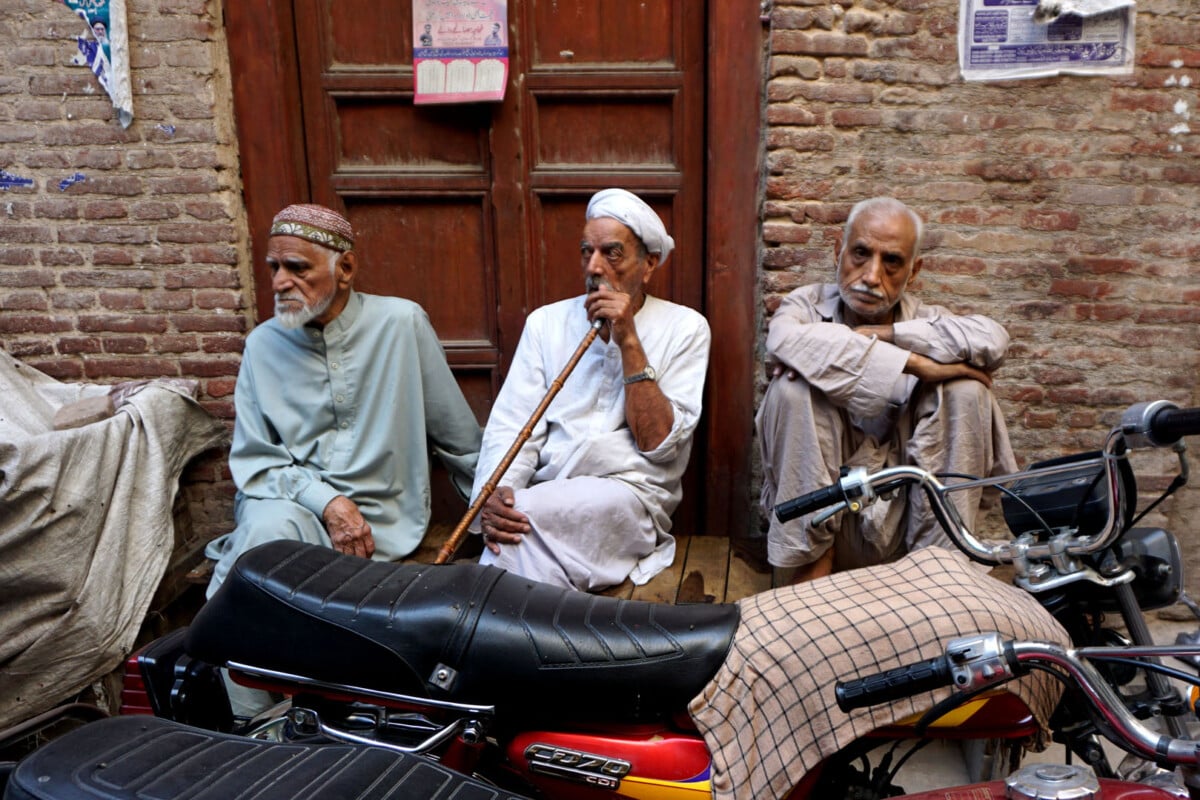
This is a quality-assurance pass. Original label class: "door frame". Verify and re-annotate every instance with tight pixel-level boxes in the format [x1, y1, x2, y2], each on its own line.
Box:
[223, 0, 763, 538]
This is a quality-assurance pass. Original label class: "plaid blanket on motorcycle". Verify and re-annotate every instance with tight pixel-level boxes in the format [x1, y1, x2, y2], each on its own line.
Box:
[688, 546, 1070, 800]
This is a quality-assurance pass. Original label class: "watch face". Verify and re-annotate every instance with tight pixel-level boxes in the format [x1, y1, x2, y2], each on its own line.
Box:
[645, 366, 656, 380]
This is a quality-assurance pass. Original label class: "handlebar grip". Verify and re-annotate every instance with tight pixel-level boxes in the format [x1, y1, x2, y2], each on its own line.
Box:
[1150, 406, 1200, 445]
[774, 483, 845, 523]
[835, 656, 953, 712]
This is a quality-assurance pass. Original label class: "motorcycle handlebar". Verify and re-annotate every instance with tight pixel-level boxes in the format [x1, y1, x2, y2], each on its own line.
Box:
[1150, 406, 1200, 446]
[835, 655, 953, 711]
[772, 400, 1200, 566]
[774, 483, 846, 523]
[835, 636, 1200, 769]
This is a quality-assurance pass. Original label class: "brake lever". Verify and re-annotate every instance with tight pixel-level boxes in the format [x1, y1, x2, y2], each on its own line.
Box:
[812, 502, 849, 526]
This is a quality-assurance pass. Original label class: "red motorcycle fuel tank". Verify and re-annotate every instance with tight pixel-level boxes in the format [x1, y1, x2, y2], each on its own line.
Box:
[506, 725, 712, 800]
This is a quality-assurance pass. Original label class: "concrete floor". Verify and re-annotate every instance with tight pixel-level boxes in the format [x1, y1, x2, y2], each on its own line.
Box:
[892, 614, 1200, 794]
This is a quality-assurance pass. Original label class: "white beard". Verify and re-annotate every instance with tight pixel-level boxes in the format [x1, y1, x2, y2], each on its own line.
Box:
[275, 290, 334, 329]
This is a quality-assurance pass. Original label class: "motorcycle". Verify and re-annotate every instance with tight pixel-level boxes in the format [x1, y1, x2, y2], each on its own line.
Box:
[6, 633, 1200, 800]
[7, 400, 1200, 800]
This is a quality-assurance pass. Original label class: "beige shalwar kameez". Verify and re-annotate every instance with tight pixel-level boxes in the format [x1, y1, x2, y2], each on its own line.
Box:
[757, 284, 1017, 571]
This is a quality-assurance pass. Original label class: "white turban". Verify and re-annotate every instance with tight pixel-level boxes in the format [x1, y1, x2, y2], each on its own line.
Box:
[585, 188, 675, 265]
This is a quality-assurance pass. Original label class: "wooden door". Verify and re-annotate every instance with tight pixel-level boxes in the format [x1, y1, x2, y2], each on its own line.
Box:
[224, 0, 761, 539]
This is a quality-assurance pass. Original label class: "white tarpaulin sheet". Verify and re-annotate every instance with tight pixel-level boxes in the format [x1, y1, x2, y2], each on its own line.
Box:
[0, 351, 226, 729]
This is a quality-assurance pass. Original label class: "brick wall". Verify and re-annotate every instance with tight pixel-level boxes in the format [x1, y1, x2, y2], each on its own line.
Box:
[761, 1, 1200, 600]
[0, 0, 248, 570]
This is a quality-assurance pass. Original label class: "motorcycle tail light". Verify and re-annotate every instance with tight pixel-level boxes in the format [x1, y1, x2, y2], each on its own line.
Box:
[118, 650, 154, 716]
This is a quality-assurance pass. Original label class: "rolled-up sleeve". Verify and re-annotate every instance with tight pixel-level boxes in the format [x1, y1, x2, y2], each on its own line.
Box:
[638, 315, 710, 464]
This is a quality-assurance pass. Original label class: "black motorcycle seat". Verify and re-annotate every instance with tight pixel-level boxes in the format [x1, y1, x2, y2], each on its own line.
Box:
[185, 541, 741, 723]
[2, 715, 529, 800]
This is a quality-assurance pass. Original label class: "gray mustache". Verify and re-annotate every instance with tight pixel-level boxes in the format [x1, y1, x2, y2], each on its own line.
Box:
[848, 284, 885, 300]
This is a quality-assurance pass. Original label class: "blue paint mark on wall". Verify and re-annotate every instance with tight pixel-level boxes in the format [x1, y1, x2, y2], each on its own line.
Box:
[58, 172, 87, 191]
[0, 170, 34, 190]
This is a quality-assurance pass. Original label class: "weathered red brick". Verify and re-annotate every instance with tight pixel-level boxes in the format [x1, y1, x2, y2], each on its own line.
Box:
[82, 357, 180, 379]
[0, 290, 48, 311]
[102, 336, 150, 354]
[152, 334, 201, 353]
[78, 314, 170, 334]
[205, 378, 237, 398]
[175, 314, 247, 333]
[179, 357, 240, 377]
[0, 314, 74, 333]
[1049, 279, 1115, 300]
[58, 336, 103, 354]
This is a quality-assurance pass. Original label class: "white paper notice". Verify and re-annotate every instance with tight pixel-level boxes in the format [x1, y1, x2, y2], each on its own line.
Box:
[959, 0, 1136, 82]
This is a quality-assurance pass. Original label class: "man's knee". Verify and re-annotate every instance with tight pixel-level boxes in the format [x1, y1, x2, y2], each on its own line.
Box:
[760, 372, 818, 418]
[942, 377, 993, 408]
[235, 499, 327, 550]
[916, 377, 995, 424]
[757, 374, 832, 451]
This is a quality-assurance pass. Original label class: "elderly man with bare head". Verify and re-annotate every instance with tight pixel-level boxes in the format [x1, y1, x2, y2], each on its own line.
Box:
[756, 197, 1017, 584]
[205, 203, 482, 598]
[471, 188, 711, 592]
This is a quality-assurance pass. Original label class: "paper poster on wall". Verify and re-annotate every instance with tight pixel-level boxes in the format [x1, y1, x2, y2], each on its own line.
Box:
[413, 0, 508, 105]
[59, 0, 133, 127]
[958, 0, 1135, 82]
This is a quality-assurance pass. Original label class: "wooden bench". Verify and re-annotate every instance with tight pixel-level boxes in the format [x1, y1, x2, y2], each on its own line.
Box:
[186, 523, 772, 605]
[412, 523, 772, 604]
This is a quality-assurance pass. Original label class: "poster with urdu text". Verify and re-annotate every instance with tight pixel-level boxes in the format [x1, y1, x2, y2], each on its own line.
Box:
[958, 0, 1135, 82]
[413, 0, 508, 105]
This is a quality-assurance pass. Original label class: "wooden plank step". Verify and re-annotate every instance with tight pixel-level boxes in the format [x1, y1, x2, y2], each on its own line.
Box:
[629, 534, 689, 604]
[677, 535, 729, 604]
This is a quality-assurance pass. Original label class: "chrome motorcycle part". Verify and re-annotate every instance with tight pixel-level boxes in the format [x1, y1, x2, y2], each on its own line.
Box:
[523, 742, 631, 790]
[1005, 763, 1099, 799]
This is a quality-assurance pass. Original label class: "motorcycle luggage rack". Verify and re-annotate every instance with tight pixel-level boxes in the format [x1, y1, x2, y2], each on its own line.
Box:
[226, 661, 496, 717]
[229, 661, 495, 756]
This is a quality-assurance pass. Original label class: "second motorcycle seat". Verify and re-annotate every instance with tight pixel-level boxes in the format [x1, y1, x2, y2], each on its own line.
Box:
[2, 715, 531, 800]
[185, 540, 740, 724]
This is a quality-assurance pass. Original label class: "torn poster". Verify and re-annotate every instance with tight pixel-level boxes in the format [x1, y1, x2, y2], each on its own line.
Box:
[413, 0, 508, 105]
[958, 0, 1135, 82]
[1034, 0, 1133, 23]
[60, 0, 133, 127]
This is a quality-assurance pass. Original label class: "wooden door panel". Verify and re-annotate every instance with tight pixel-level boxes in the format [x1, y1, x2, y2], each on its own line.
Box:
[533, 95, 678, 167]
[327, 0, 415, 66]
[344, 197, 494, 345]
[529, 1, 677, 65]
[336, 101, 490, 169]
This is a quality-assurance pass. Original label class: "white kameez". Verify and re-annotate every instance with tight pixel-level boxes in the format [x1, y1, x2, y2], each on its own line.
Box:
[471, 294, 710, 590]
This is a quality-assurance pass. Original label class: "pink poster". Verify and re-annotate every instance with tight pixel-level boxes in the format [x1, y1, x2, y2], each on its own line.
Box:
[413, 0, 508, 105]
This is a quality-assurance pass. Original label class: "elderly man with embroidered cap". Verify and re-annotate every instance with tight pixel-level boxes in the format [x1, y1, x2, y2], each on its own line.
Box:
[205, 203, 483, 599]
[471, 188, 711, 591]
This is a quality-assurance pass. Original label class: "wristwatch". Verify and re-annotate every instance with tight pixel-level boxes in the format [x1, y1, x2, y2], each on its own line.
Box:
[623, 365, 657, 385]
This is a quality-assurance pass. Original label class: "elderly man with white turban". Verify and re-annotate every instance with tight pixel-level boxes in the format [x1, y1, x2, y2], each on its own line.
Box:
[471, 188, 711, 591]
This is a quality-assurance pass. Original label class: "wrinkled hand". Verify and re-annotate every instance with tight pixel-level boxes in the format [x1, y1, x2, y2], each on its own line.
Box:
[480, 486, 529, 555]
[584, 285, 637, 344]
[904, 353, 993, 388]
[323, 495, 375, 558]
